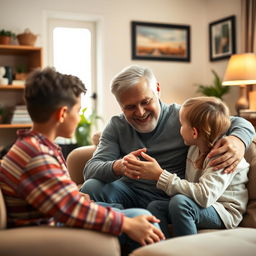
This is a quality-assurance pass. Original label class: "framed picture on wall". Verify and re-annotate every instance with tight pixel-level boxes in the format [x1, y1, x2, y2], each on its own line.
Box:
[209, 15, 236, 61]
[131, 21, 190, 62]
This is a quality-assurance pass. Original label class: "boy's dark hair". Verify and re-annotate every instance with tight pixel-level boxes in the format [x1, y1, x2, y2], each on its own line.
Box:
[25, 67, 87, 123]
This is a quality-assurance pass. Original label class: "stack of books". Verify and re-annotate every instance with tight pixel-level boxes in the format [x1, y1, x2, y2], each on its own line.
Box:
[11, 105, 32, 124]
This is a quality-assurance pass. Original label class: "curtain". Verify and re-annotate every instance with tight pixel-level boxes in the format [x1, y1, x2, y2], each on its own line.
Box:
[241, 0, 256, 53]
[241, 0, 256, 105]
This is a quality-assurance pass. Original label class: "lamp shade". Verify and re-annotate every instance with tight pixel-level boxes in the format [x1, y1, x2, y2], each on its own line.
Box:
[222, 53, 256, 86]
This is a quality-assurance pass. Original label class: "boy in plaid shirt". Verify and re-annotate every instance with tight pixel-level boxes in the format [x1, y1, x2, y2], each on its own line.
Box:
[0, 67, 164, 250]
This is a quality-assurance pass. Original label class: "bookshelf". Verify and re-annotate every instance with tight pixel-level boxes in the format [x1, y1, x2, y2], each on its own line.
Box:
[0, 85, 25, 90]
[0, 124, 32, 128]
[0, 45, 42, 157]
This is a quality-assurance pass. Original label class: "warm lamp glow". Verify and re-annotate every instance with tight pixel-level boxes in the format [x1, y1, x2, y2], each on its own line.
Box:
[222, 53, 256, 86]
[222, 53, 256, 114]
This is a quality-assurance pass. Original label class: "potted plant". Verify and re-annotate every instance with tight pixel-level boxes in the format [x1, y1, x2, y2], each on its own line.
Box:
[75, 107, 102, 146]
[15, 64, 28, 80]
[196, 70, 229, 100]
[0, 29, 16, 45]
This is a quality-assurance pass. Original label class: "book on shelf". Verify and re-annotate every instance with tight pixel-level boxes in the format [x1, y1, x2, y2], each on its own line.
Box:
[11, 105, 31, 124]
[12, 80, 25, 86]
[14, 105, 27, 110]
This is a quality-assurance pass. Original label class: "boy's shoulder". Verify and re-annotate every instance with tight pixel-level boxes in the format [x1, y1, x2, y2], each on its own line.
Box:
[7, 129, 60, 162]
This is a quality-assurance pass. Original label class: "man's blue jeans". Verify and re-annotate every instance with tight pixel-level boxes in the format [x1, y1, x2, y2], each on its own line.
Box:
[95, 202, 162, 254]
[80, 179, 169, 209]
[147, 194, 225, 238]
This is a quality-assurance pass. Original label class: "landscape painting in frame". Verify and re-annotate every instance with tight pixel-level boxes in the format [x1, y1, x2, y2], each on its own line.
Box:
[131, 21, 190, 62]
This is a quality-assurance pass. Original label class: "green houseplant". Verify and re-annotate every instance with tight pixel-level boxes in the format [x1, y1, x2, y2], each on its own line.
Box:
[0, 29, 16, 45]
[15, 64, 28, 80]
[75, 108, 102, 146]
[196, 70, 229, 100]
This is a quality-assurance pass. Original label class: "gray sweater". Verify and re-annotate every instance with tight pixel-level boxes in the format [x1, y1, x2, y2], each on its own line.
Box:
[84, 101, 254, 196]
[157, 145, 249, 228]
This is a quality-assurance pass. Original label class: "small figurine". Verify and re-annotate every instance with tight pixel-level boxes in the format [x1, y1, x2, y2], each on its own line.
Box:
[0, 66, 8, 85]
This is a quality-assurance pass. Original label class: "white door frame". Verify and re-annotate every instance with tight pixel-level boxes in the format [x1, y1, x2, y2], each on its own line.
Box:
[42, 10, 104, 120]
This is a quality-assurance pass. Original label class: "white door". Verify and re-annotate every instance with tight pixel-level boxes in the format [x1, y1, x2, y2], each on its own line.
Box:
[47, 18, 97, 143]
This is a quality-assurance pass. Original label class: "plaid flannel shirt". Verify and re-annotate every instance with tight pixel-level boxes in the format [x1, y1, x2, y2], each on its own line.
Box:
[0, 130, 123, 235]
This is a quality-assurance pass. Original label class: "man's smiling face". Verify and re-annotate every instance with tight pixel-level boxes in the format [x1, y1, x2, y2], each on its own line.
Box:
[116, 78, 161, 133]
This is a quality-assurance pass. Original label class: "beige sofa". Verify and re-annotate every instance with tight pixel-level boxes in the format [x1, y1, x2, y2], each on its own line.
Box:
[0, 138, 255, 256]
[130, 227, 256, 256]
[66, 139, 256, 256]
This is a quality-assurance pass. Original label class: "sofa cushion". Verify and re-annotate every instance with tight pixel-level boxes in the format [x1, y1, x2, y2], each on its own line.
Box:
[240, 139, 256, 228]
[130, 228, 256, 256]
[0, 226, 120, 256]
[0, 188, 6, 229]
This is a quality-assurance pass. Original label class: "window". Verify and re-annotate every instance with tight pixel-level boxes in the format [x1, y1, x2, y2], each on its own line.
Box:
[48, 18, 96, 143]
[53, 27, 92, 110]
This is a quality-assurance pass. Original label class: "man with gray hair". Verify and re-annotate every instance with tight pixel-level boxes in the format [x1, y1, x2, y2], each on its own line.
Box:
[80, 65, 255, 209]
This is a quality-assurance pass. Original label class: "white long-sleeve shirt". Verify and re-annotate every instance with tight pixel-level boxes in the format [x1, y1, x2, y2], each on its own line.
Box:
[157, 145, 249, 229]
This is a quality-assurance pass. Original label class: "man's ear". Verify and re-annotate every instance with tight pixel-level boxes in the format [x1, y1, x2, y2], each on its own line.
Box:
[156, 82, 161, 97]
[156, 82, 160, 93]
[192, 127, 198, 139]
[56, 106, 68, 123]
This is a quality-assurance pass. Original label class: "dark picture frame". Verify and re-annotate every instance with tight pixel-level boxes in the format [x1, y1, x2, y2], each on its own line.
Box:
[209, 15, 236, 61]
[131, 21, 190, 62]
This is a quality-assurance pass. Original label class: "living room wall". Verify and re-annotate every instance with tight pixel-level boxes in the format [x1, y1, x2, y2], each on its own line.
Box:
[0, 0, 240, 124]
[206, 0, 241, 115]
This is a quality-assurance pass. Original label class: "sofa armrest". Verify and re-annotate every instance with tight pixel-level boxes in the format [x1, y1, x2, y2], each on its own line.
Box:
[241, 138, 256, 228]
[0, 188, 6, 229]
[0, 226, 120, 256]
[66, 145, 96, 185]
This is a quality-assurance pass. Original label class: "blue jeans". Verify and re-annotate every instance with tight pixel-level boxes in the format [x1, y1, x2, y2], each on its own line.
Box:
[147, 194, 225, 238]
[58, 202, 161, 255]
[95, 202, 161, 254]
[80, 179, 169, 209]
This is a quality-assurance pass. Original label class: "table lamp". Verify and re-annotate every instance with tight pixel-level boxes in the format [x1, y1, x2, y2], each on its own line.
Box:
[222, 53, 256, 114]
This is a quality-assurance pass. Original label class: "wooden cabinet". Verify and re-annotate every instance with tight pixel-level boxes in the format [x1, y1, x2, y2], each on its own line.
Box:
[0, 45, 42, 152]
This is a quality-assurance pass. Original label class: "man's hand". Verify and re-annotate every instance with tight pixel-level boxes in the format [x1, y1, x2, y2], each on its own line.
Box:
[123, 153, 141, 179]
[124, 151, 163, 180]
[122, 215, 165, 246]
[208, 136, 245, 173]
[112, 148, 146, 177]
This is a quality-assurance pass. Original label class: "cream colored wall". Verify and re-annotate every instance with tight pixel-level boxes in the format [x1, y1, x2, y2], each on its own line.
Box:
[0, 0, 240, 124]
